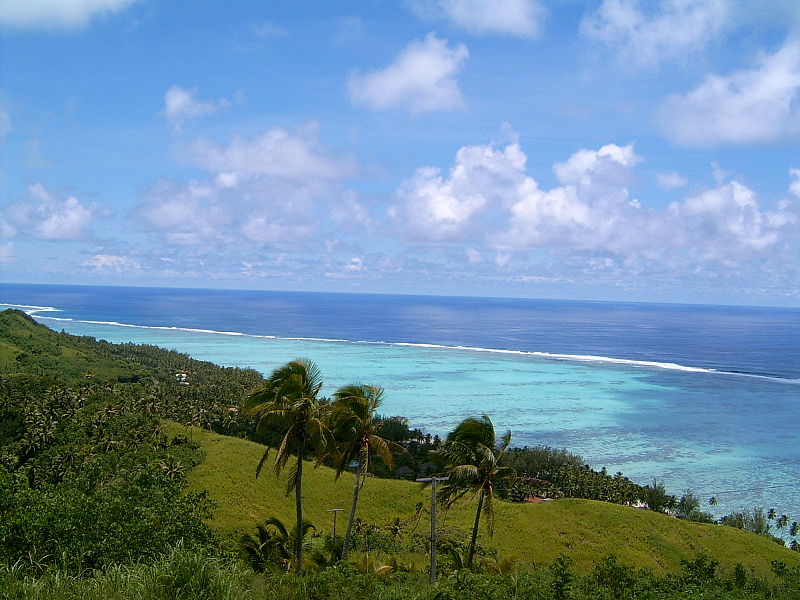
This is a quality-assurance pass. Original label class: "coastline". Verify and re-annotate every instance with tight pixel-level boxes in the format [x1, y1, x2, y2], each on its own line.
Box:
[1, 284, 799, 526]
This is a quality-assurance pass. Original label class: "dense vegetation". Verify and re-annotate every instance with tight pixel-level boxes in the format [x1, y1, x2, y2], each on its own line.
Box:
[1, 308, 799, 598]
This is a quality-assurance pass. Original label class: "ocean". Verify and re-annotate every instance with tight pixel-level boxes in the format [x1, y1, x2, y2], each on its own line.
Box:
[2, 282, 798, 526]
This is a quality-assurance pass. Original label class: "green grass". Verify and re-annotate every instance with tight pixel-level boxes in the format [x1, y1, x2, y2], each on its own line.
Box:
[169, 423, 800, 577]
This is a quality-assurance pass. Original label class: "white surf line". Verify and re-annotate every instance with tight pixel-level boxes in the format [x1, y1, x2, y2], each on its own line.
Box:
[23, 311, 800, 384]
[0, 303, 61, 314]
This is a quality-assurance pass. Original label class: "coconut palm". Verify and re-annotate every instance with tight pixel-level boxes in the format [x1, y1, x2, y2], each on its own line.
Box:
[328, 384, 404, 560]
[244, 358, 328, 575]
[240, 516, 315, 573]
[433, 414, 516, 570]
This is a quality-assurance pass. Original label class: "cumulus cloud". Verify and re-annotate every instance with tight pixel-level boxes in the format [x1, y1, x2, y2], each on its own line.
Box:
[660, 40, 800, 146]
[163, 86, 231, 132]
[668, 181, 795, 261]
[391, 134, 798, 280]
[581, 0, 730, 69]
[347, 32, 468, 114]
[183, 123, 356, 180]
[390, 139, 529, 241]
[2, 183, 96, 240]
[83, 254, 141, 274]
[0, 0, 140, 30]
[416, 0, 546, 37]
[501, 143, 646, 253]
[140, 124, 362, 251]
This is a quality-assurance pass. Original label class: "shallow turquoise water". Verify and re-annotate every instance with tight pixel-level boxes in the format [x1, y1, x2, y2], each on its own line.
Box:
[35, 315, 799, 528]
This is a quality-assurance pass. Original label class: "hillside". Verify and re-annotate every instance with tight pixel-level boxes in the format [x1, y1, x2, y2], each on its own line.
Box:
[0, 309, 149, 381]
[171, 422, 800, 577]
[2, 308, 799, 581]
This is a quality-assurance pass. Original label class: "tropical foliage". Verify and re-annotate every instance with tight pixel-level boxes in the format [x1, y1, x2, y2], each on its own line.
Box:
[329, 383, 405, 559]
[432, 414, 517, 570]
[3, 308, 800, 598]
[243, 358, 329, 575]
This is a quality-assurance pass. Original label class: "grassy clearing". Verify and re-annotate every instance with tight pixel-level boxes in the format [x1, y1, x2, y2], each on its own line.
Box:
[169, 423, 800, 577]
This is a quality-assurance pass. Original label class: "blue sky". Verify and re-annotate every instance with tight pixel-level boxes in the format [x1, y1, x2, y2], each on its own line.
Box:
[2, 0, 799, 306]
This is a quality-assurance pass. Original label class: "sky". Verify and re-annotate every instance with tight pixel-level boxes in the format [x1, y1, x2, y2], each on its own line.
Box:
[1, 0, 800, 306]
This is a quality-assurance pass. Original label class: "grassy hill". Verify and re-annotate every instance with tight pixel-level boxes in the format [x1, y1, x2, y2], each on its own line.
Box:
[171, 423, 800, 577]
[3, 308, 798, 580]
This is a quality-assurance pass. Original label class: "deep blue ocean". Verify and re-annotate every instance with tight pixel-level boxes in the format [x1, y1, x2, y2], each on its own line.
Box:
[2, 283, 798, 528]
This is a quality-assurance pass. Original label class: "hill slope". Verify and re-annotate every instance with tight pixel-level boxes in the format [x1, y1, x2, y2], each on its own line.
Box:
[0, 309, 148, 380]
[3, 309, 797, 578]
[173, 423, 800, 576]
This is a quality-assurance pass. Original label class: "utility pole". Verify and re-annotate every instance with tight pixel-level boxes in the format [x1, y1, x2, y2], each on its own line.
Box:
[417, 476, 449, 585]
[326, 508, 343, 545]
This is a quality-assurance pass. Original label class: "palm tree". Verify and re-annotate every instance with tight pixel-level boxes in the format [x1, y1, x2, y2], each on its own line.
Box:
[244, 358, 328, 575]
[433, 414, 516, 570]
[328, 384, 404, 560]
[240, 516, 315, 573]
[768, 508, 777, 520]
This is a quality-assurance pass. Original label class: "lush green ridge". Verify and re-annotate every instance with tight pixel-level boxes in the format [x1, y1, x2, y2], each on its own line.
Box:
[2, 307, 799, 592]
[173, 422, 800, 576]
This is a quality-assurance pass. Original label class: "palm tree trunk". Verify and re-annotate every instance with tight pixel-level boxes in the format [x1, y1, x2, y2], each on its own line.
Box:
[467, 488, 485, 570]
[341, 460, 362, 560]
[295, 440, 304, 576]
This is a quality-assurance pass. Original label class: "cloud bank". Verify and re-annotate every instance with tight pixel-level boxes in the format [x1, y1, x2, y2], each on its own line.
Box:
[390, 135, 798, 284]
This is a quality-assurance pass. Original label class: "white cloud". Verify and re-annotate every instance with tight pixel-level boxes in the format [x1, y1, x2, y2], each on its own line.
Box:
[140, 124, 359, 251]
[390, 139, 528, 241]
[660, 40, 800, 146]
[330, 191, 375, 231]
[347, 32, 468, 114]
[183, 123, 356, 180]
[502, 143, 646, 252]
[656, 171, 688, 188]
[344, 256, 364, 272]
[581, 0, 730, 69]
[0, 0, 140, 30]
[83, 254, 141, 274]
[790, 168, 800, 198]
[668, 180, 796, 261]
[3, 183, 96, 240]
[435, 0, 545, 37]
[391, 134, 797, 279]
[163, 86, 230, 132]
